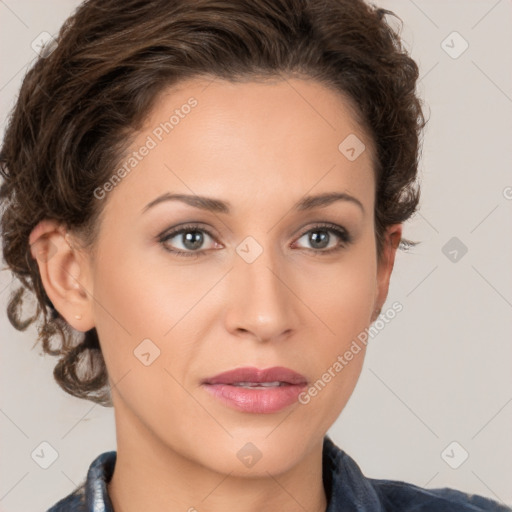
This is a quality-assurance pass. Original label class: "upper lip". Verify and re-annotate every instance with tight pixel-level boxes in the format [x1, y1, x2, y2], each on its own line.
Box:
[202, 366, 307, 385]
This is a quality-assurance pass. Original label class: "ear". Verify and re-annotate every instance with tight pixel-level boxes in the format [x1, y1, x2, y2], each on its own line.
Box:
[371, 223, 402, 322]
[29, 219, 95, 332]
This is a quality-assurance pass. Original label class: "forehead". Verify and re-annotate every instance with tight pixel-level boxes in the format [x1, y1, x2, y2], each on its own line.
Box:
[144, 75, 372, 157]
[101, 76, 375, 220]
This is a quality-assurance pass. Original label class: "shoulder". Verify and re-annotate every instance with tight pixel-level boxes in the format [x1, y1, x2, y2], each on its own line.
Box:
[322, 436, 511, 512]
[45, 451, 116, 512]
[368, 477, 511, 511]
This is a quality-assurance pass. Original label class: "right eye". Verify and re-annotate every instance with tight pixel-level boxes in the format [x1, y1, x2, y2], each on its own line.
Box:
[158, 224, 221, 258]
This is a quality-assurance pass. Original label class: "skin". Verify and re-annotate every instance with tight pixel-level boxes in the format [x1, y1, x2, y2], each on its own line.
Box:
[30, 76, 401, 512]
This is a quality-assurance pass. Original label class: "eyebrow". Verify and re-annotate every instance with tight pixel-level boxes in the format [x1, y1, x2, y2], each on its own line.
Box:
[142, 191, 365, 215]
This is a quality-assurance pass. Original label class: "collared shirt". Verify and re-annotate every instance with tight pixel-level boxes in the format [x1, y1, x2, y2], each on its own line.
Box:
[46, 435, 511, 511]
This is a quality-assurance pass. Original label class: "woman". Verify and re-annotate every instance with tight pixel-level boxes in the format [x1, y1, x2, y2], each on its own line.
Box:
[1, 0, 509, 510]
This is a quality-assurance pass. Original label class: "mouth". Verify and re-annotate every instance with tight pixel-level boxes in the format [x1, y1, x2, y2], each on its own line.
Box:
[201, 366, 308, 414]
[201, 366, 308, 386]
[229, 381, 289, 388]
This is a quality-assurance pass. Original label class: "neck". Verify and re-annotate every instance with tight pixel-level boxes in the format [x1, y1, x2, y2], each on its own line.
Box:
[107, 406, 328, 512]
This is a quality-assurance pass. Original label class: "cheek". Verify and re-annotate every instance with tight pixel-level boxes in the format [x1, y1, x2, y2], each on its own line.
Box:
[303, 247, 377, 338]
[296, 243, 377, 411]
[89, 240, 214, 382]
[310, 266, 373, 381]
[88, 250, 207, 430]
[88, 243, 169, 373]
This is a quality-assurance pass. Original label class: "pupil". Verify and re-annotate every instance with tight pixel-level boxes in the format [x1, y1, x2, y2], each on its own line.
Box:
[183, 231, 203, 250]
[310, 230, 329, 249]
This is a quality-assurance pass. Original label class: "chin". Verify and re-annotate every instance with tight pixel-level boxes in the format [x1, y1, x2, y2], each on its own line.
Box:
[191, 428, 317, 478]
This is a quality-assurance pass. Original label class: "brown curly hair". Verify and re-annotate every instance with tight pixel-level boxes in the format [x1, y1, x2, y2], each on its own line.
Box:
[0, 0, 425, 406]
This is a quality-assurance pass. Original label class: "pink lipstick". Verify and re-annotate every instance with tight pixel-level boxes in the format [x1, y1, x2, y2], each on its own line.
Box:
[201, 366, 307, 413]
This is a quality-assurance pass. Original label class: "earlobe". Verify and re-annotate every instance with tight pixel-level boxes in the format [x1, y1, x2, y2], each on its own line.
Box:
[29, 220, 95, 332]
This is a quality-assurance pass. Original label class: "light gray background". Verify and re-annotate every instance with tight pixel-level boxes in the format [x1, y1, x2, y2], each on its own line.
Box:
[1, 1, 511, 511]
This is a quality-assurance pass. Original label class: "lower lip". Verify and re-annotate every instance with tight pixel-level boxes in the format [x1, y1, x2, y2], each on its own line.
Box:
[202, 383, 307, 413]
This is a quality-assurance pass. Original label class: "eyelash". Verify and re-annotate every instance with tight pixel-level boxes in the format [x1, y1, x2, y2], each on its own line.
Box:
[158, 222, 352, 258]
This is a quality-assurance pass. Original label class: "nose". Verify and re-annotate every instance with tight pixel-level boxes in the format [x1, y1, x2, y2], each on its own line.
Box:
[223, 245, 300, 343]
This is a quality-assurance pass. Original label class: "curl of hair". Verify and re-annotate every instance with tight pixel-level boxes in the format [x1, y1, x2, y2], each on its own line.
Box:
[0, 0, 425, 404]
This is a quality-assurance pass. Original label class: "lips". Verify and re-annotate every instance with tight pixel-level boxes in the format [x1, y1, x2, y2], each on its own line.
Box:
[202, 366, 307, 386]
[201, 366, 308, 413]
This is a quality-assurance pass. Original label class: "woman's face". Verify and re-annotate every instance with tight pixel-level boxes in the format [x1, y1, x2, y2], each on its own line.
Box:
[64, 77, 400, 475]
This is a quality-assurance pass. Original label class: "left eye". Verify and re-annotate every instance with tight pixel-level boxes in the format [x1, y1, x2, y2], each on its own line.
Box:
[293, 224, 351, 253]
